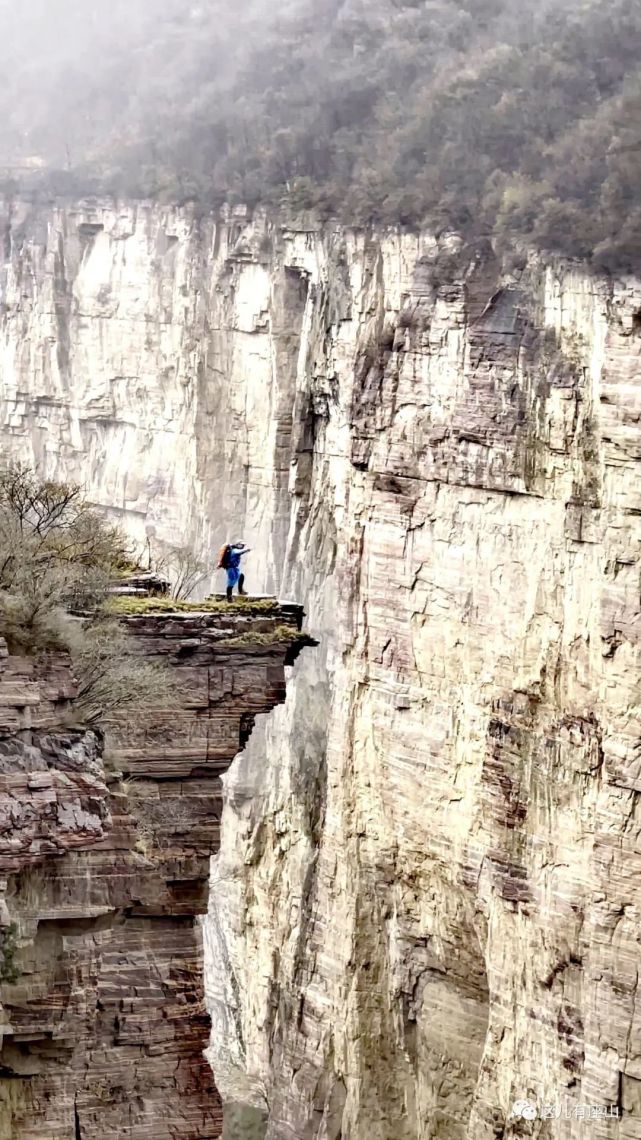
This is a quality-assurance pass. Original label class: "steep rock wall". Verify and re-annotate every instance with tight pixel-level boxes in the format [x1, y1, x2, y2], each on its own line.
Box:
[0, 606, 310, 1140]
[1, 201, 640, 1138]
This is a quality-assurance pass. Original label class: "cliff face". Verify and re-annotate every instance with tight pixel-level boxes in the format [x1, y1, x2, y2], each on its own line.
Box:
[0, 605, 310, 1140]
[0, 201, 640, 1139]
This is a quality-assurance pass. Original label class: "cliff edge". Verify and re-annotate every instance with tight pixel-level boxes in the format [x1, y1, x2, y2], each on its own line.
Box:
[0, 602, 313, 1140]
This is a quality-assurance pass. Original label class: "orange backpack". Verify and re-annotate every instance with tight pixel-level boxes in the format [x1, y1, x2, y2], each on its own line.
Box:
[217, 543, 232, 570]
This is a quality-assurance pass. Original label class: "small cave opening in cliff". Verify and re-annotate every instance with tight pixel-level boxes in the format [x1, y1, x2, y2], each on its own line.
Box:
[632, 309, 641, 334]
[239, 713, 257, 750]
[77, 222, 104, 245]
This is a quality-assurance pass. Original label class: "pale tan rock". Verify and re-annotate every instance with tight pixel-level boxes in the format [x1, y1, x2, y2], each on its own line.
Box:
[1, 201, 640, 1140]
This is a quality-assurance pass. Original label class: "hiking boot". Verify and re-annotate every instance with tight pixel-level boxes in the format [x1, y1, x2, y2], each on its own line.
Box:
[226, 586, 233, 603]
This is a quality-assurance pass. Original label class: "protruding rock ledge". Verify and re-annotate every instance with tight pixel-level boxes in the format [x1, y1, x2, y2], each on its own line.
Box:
[0, 604, 315, 1140]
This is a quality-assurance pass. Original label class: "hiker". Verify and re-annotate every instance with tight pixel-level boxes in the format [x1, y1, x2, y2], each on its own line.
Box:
[218, 541, 251, 602]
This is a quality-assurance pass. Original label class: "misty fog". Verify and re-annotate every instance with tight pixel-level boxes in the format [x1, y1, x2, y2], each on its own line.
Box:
[0, 0, 639, 270]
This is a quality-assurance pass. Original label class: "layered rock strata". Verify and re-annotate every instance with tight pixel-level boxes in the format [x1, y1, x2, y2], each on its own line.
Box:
[0, 200, 640, 1139]
[0, 604, 311, 1140]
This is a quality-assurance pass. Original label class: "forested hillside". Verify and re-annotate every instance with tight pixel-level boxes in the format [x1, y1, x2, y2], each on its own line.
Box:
[2, 0, 641, 269]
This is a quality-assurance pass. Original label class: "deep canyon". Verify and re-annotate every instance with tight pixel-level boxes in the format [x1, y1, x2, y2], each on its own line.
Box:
[0, 199, 640, 1139]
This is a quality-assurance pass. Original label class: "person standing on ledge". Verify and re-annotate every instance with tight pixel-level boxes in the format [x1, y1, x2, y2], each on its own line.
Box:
[218, 541, 251, 602]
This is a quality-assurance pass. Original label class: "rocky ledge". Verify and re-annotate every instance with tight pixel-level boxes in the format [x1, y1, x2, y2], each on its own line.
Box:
[0, 603, 314, 1140]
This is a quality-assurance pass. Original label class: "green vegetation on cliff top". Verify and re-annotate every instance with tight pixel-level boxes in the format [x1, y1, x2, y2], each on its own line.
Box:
[2, 0, 641, 270]
[222, 625, 303, 647]
[104, 596, 280, 616]
[103, 598, 302, 647]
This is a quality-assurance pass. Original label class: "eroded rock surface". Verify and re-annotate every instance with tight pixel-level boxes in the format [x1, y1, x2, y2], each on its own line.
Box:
[0, 609, 310, 1140]
[0, 201, 640, 1138]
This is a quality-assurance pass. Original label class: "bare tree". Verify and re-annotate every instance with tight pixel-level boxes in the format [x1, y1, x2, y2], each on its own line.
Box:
[68, 619, 179, 726]
[0, 464, 133, 652]
[148, 540, 209, 600]
[0, 465, 178, 729]
[0, 464, 131, 599]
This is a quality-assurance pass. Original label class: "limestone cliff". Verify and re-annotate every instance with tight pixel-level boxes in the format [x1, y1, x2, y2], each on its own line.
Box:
[0, 604, 310, 1139]
[0, 200, 640, 1139]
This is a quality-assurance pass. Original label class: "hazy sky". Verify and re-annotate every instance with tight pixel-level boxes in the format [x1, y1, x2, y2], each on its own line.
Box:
[0, 0, 218, 166]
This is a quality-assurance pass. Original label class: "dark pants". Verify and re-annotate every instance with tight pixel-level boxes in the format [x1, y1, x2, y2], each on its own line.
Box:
[227, 572, 246, 601]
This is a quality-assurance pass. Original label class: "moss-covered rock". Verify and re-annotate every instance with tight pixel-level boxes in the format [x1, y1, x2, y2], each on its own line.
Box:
[102, 595, 280, 617]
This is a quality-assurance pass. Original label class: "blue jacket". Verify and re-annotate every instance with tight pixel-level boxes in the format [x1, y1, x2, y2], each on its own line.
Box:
[228, 544, 248, 571]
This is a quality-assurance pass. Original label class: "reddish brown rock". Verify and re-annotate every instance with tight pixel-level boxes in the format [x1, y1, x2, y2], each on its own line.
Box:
[0, 611, 313, 1139]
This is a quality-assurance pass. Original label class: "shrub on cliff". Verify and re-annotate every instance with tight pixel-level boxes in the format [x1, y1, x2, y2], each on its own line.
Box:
[68, 619, 177, 726]
[145, 539, 209, 601]
[0, 463, 132, 652]
[0, 922, 20, 985]
[0, 464, 179, 726]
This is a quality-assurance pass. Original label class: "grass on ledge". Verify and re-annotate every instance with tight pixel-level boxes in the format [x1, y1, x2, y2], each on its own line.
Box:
[222, 624, 302, 647]
[103, 595, 280, 616]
